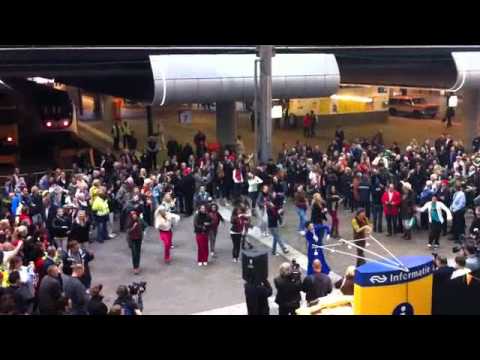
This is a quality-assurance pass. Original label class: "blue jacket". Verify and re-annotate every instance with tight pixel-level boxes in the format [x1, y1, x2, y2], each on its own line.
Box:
[11, 194, 21, 215]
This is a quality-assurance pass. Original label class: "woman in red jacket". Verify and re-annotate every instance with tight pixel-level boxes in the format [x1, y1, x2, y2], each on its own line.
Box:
[381, 183, 401, 236]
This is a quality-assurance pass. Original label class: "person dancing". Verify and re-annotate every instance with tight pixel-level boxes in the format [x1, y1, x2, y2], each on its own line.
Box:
[304, 221, 330, 275]
[351, 208, 372, 267]
[154, 205, 179, 264]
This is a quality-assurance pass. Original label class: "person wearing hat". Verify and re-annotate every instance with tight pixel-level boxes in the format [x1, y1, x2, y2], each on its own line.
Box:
[352, 208, 372, 267]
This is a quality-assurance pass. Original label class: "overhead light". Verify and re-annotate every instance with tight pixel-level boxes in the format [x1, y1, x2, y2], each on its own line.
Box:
[6, 137, 13, 142]
[29, 77, 55, 85]
[330, 94, 373, 103]
[46, 121, 52, 127]
[63, 120, 69, 127]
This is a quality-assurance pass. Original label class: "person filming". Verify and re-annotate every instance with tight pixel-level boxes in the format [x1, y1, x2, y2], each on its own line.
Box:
[274, 262, 302, 315]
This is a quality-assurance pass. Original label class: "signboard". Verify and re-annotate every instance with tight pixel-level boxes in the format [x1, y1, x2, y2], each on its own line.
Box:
[354, 256, 433, 287]
[178, 110, 193, 124]
[448, 95, 458, 108]
[272, 105, 283, 119]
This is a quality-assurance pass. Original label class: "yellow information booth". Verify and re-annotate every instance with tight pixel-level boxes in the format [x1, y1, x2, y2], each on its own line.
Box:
[353, 256, 434, 315]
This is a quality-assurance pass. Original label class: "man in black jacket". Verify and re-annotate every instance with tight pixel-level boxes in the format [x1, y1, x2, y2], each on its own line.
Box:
[432, 256, 454, 315]
[180, 170, 196, 216]
[244, 278, 273, 315]
[302, 260, 332, 306]
[42, 194, 58, 242]
[38, 265, 64, 315]
[274, 262, 302, 315]
[29, 186, 43, 226]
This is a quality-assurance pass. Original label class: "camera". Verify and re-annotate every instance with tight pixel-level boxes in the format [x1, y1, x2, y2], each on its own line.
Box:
[128, 281, 147, 295]
[289, 259, 302, 282]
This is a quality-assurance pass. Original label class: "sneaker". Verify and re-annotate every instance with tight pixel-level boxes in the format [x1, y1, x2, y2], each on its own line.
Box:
[427, 244, 432, 249]
[109, 234, 116, 239]
[171, 245, 175, 249]
[211, 252, 215, 257]
[203, 262, 208, 266]
[198, 262, 203, 266]
[299, 231, 306, 236]
[283, 249, 289, 255]
[232, 258, 237, 263]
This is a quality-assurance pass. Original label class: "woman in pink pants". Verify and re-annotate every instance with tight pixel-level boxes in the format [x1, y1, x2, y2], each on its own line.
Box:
[154, 206, 177, 263]
[193, 205, 211, 266]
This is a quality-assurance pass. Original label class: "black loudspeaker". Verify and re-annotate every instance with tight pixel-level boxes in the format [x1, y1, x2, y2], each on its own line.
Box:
[242, 249, 268, 284]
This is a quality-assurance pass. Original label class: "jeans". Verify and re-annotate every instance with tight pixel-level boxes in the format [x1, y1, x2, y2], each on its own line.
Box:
[295, 207, 307, 231]
[386, 215, 398, 235]
[95, 216, 109, 242]
[249, 191, 258, 210]
[270, 227, 287, 254]
[209, 229, 217, 254]
[231, 233, 242, 260]
[452, 209, 466, 241]
[131, 239, 142, 269]
[372, 204, 383, 232]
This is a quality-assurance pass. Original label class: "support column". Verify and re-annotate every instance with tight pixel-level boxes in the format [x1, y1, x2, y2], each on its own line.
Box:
[257, 45, 273, 163]
[462, 89, 480, 152]
[100, 95, 114, 130]
[77, 88, 84, 116]
[216, 101, 237, 149]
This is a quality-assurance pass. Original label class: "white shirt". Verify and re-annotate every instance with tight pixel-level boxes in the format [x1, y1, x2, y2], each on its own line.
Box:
[248, 176, 263, 193]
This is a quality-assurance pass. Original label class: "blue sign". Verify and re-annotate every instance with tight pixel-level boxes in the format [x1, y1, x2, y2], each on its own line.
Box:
[393, 303, 414, 315]
[354, 256, 434, 287]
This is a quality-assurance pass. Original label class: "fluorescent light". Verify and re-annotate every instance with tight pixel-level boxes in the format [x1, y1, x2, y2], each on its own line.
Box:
[330, 94, 373, 103]
[29, 77, 55, 84]
[272, 105, 283, 119]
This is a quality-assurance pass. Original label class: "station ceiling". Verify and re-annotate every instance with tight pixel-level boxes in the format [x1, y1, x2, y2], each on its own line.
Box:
[0, 46, 476, 102]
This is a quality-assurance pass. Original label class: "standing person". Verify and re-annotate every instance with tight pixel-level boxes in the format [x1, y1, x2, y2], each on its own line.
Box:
[244, 278, 273, 315]
[154, 206, 178, 264]
[87, 284, 109, 315]
[305, 221, 331, 276]
[417, 195, 452, 249]
[326, 186, 341, 238]
[370, 171, 384, 233]
[303, 113, 311, 138]
[145, 136, 160, 171]
[294, 185, 308, 235]
[121, 121, 132, 150]
[232, 164, 245, 203]
[302, 259, 333, 306]
[400, 182, 415, 240]
[247, 172, 263, 213]
[310, 193, 327, 226]
[91, 188, 110, 243]
[180, 168, 196, 217]
[274, 262, 302, 316]
[450, 185, 466, 242]
[267, 199, 289, 256]
[309, 110, 316, 137]
[235, 136, 245, 158]
[62, 264, 89, 315]
[194, 204, 211, 266]
[61, 240, 95, 289]
[51, 208, 71, 250]
[126, 210, 143, 274]
[29, 186, 43, 226]
[38, 265, 64, 315]
[230, 207, 243, 263]
[352, 209, 372, 267]
[208, 203, 224, 258]
[381, 183, 401, 236]
[256, 185, 270, 237]
[69, 210, 91, 249]
[112, 121, 121, 151]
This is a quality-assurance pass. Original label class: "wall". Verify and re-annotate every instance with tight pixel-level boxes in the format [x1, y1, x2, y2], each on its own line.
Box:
[316, 110, 388, 127]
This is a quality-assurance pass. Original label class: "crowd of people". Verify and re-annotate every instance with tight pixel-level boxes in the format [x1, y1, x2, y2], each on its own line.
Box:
[2, 119, 480, 315]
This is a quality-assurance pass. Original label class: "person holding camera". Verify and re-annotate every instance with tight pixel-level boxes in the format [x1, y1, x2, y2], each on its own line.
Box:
[274, 262, 302, 315]
[302, 259, 332, 307]
[113, 285, 142, 315]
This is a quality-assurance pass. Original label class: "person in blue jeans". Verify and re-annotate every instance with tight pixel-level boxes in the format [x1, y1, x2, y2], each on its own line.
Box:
[267, 200, 289, 256]
[294, 186, 308, 234]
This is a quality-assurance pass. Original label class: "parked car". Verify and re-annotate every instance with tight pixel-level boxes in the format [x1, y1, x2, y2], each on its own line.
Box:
[388, 96, 439, 118]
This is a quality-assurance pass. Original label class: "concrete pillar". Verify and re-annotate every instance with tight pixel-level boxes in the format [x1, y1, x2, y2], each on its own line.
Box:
[461, 89, 480, 151]
[100, 95, 114, 130]
[216, 101, 237, 149]
[257, 45, 273, 163]
[146, 105, 154, 137]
